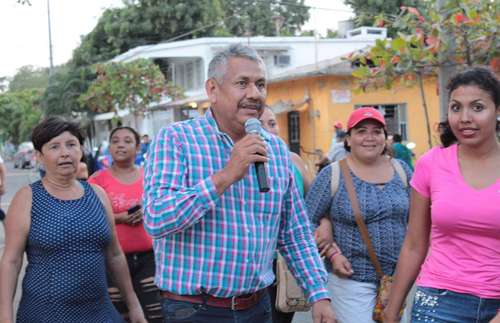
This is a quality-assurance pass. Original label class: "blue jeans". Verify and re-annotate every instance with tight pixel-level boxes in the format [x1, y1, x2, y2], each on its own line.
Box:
[161, 292, 273, 323]
[411, 286, 500, 322]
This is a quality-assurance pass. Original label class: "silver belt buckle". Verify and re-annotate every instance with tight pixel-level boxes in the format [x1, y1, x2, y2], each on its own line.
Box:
[231, 296, 238, 311]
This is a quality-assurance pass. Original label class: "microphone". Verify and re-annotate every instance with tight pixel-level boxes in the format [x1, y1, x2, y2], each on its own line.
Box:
[244, 118, 270, 193]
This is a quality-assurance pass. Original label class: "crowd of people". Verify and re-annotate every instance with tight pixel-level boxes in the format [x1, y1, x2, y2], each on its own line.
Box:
[0, 44, 499, 323]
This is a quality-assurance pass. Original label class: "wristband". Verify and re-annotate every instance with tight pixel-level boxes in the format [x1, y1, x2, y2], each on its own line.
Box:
[326, 243, 342, 261]
[328, 249, 342, 261]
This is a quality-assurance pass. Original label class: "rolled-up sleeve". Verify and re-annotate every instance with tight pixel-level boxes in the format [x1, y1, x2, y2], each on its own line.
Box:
[143, 127, 220, 238]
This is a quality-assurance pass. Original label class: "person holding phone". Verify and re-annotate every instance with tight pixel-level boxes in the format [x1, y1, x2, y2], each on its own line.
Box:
[89, 126, 162, 322]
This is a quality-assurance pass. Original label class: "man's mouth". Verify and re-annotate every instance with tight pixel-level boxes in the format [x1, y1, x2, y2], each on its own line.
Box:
[239, 103, 262, 111]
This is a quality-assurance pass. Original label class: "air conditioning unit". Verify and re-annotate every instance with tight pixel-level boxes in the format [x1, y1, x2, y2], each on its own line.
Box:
[274, 54, 291, 67]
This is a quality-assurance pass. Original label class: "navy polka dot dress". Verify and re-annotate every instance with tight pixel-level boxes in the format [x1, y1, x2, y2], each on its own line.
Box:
[16, 180, 124, 322]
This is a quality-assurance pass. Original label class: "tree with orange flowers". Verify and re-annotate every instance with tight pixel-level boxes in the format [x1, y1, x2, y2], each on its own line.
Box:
[79, 59, 183, 127]
[348, 0, 499, 149]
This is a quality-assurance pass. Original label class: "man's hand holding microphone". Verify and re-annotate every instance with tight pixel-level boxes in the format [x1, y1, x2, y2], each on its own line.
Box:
[212, 118, 269, 195]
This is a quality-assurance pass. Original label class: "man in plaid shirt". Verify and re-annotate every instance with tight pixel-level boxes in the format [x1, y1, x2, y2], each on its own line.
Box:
[143, 44, 336, 323]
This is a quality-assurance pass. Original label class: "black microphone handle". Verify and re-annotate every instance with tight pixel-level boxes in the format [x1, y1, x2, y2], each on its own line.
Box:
[254, 161, 270, 193]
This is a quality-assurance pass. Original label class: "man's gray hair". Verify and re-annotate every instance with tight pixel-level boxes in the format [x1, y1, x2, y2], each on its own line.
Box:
[207, 44, 265, 83]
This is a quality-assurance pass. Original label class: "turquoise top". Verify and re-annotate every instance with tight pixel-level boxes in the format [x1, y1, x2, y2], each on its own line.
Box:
[292, 163, 305, 197]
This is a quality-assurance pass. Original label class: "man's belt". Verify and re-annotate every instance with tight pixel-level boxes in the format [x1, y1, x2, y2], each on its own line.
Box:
[160, 289, 265, 311]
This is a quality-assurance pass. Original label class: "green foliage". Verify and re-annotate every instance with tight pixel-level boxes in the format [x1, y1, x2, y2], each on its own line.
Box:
[72, 0, 226, 67]
[326, 29, 339, 38]
[299, 30, 315, 36]
[79, 59, 183, 115]
[347, 0, 499, 148]
[222, 0, 310, 37]
[349, 0, 499, 91]
[72, 0, 310, 67]
[344, 0, 425, 36]
[8, 65, 49, 92]
[42, 65, 96, 117]
[0, 89, 43, 145]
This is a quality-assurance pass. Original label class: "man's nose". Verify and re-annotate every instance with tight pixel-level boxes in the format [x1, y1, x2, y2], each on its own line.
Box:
[246, 83, 263, 99]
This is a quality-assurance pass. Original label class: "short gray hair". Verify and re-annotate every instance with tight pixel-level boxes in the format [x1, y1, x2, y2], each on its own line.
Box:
[207, 44, 265, 83]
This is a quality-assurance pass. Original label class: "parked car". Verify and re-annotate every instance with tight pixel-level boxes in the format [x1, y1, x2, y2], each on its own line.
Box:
[14, 142, 35, 169]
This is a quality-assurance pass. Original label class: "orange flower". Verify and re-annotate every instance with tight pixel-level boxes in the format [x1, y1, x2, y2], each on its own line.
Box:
[391, 56, 401, 64]
[455, 13, 465, 24]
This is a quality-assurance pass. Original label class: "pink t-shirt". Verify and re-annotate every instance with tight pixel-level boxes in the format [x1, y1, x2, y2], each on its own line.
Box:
[88, 168, 152, 254]
[411, 144, 500, 298]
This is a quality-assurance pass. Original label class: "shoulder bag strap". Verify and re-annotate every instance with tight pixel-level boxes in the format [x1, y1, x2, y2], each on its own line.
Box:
[330, 161, 340, 197]
[390, 158, 408, 188]
[339, 159, 384, 278]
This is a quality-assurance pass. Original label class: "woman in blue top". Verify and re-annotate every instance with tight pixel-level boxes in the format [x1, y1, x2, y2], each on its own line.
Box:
[306, 108, 412, 323]
[0, 117, 146, 323]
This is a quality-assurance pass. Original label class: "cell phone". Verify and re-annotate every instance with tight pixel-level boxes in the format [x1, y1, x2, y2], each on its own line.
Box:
[127, 204, 141, 214]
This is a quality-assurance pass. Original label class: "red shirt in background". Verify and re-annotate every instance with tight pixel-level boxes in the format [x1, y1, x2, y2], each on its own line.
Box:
[89, 168, 152, 253]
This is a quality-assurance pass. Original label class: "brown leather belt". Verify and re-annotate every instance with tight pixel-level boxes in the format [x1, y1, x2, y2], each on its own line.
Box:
[160, 289, 265, 311]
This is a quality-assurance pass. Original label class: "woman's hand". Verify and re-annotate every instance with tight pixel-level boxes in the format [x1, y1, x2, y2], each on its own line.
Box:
[127, 209, 143, 225]
[127, 303, 147, 323]
[114, 212, 129, 224]
[382, 310, 400, 323]
[114, 209, 143, 225]
[314, 218, 334, 251]
[331, 254, 353, 278]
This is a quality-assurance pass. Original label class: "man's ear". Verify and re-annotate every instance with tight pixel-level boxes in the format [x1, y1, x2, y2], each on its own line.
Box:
[205, 78, 218, 105]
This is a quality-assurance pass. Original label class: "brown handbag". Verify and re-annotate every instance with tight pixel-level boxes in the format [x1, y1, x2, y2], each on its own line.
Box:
[339, 159, 405, 322]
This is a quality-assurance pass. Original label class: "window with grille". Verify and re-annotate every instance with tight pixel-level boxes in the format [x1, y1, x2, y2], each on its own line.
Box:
[354, 104, 408, 140]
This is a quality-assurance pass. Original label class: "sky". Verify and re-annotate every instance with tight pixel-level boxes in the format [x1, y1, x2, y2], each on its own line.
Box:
[0, 0, 354, 78]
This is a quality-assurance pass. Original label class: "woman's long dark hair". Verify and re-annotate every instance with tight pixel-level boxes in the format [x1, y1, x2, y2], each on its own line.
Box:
[440, 67, 500, 147]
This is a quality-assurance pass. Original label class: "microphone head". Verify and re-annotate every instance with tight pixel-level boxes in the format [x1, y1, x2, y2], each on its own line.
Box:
[244, 118, 262, 134]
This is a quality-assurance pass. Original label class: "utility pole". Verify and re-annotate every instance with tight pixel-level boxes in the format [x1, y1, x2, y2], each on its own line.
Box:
[437, 0, 455, 121]
[47, 0, 54, 78]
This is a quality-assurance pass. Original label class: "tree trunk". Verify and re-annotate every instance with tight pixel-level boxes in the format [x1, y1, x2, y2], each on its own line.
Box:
[416, 72, 433, 149]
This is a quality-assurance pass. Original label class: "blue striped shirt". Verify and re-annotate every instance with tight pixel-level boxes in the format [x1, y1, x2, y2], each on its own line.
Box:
[143, 109, 328, 302]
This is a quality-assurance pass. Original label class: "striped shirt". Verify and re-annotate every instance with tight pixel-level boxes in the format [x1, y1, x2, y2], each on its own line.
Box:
[143, 109, 329, 302]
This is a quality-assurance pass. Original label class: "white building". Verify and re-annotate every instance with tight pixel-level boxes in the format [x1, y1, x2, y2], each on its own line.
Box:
[92, 27, 387, 143]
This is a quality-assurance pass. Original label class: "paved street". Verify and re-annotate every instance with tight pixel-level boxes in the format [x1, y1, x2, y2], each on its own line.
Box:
[0, 162, 314, 322]
[0, 163, 313, 323]
[0, 161, 40, 316]
[0, 161, 40, 248]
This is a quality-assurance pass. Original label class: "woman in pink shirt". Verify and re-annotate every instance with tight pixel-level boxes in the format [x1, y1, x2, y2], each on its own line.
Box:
[89, 126, 162, 322]
[384, 67, 500, 322]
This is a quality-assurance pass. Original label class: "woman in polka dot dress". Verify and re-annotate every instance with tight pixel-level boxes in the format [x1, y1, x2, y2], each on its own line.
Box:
[0, 117, 147, 323]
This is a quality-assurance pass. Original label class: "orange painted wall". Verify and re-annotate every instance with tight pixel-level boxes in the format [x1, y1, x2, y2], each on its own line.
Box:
[267, 74, 442, 168]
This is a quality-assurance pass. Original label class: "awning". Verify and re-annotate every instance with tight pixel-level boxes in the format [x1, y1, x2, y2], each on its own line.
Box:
[159, 94, 208, 109]
[268, 93, 311, 114]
